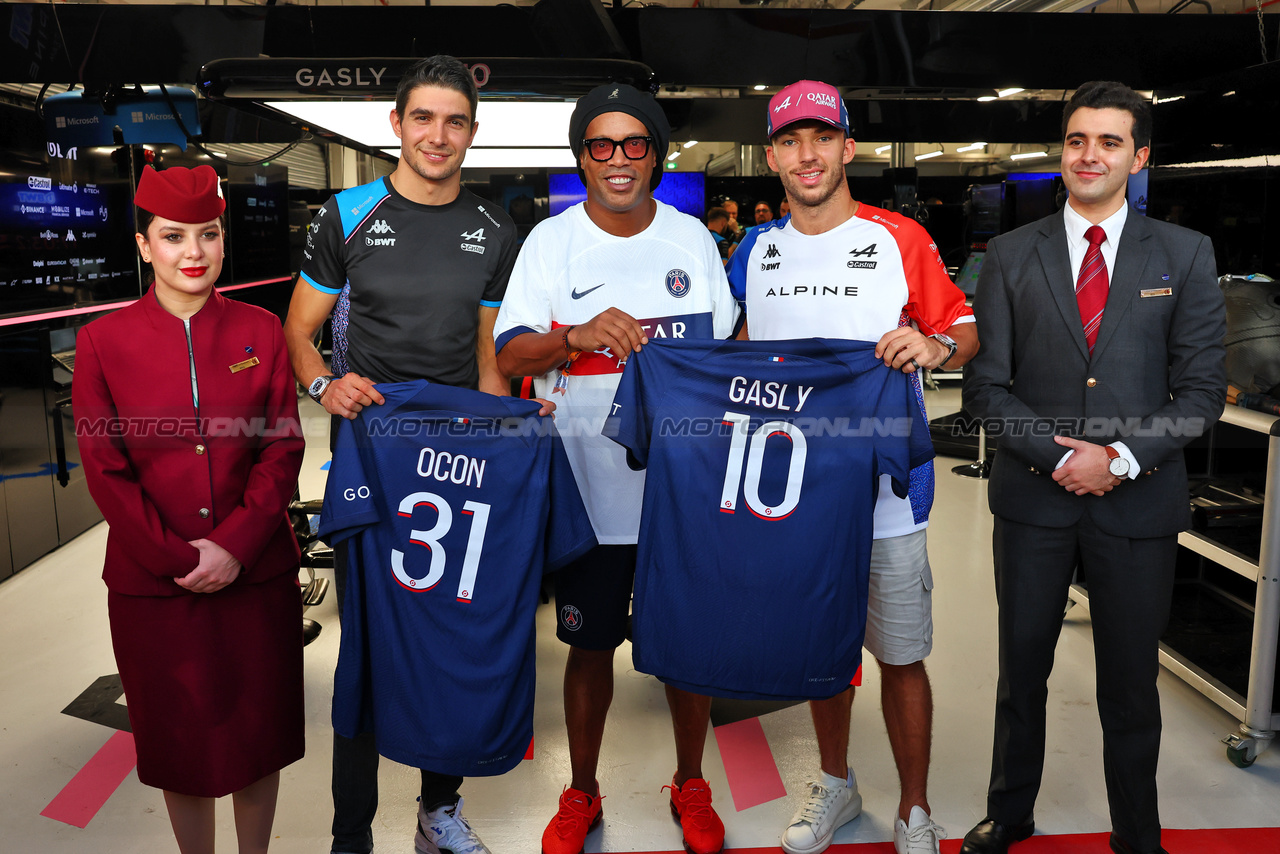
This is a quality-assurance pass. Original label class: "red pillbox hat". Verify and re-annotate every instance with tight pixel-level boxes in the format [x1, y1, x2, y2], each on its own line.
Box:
[134, 165, 225, 223]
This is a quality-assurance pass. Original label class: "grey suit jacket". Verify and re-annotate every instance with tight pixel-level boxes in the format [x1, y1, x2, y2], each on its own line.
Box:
[962, 206, 1226, 538]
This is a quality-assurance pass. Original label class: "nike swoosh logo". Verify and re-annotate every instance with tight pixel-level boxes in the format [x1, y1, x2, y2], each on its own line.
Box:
[571, 283, 606, 300]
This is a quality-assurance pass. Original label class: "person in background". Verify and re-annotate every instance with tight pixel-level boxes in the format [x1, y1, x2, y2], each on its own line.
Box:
[706, 205, 732, 262]
[779, 197, 791, 217]
[75, 163, 305, 854]
[754, 200, 774, 224]
[721, 197, 746, 240]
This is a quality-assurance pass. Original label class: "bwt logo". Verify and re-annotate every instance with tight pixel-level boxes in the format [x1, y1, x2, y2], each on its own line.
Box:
[366, 237, 396, 247]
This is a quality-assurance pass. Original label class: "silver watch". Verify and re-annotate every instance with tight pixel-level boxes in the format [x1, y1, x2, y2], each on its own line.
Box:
[930, 333, 958, 368]
[308, 374, 338, 403]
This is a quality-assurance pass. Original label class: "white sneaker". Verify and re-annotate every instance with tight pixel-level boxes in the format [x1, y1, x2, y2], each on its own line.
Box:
[780, 769, 863, 854]
[894, 805, 947, 854]
[414, 797, 491, 854]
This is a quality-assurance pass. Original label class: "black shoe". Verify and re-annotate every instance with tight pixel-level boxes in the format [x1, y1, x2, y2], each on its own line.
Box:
[958, 817, 1034, 854]
[1109, 832, 1170, 854]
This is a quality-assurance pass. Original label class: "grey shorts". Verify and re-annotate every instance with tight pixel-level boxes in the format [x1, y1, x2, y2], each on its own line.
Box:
[863, 529, 934, 666]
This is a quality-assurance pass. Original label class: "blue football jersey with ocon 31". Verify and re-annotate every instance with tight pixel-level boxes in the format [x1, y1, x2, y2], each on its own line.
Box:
[608, 338, 934, 701]
[319, 381, 595, 776]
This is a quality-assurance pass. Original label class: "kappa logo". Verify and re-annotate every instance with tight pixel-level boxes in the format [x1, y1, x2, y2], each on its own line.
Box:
[763, 244, 781, 259]
[366, 219, 395, 235]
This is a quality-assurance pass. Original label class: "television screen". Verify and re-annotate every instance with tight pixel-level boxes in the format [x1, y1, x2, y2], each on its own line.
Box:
[548, 171, 707, 219]
[968, 183, 1004, 239]
[0, 163, 138, 317]
[225, 163, 291, 283]
[954, 250, 985, 297]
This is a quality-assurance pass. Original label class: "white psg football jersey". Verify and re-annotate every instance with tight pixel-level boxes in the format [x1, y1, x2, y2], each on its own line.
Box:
[495, 200, 740, 543]
[727, 203, 973, 537]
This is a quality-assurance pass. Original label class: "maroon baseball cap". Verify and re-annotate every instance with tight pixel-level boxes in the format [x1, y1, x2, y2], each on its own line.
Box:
[767, 80, 852, 138]
[134, 165, 225, 223]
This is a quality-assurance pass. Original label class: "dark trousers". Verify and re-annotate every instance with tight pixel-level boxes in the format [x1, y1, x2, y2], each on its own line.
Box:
[331, 540, 463, 854]
[987, 515, 1176, 852]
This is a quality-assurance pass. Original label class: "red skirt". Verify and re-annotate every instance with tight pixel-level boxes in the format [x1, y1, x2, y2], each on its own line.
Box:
[108, 573, 305, 797]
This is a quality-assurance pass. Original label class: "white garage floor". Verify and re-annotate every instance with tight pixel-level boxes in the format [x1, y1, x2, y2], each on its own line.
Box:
[2, 387, 1278, 853]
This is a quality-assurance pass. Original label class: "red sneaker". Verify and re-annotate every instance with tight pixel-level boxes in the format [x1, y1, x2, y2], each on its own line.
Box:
[664, 777, 725, 854]
[541, 786, 603, 854]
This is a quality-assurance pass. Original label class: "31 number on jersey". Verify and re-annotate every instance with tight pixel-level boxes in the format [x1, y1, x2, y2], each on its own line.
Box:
[391, 492, 492, 602]
[718, 411, 807, 520]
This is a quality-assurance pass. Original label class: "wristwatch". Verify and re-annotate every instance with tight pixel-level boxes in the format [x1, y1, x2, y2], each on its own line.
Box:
[1105, 445, 1130, 478]
[308, 374, 338, 403]
[930, 333, 958, 369]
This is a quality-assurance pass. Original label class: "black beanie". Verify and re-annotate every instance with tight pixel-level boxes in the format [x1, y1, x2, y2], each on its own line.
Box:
[569, 83, 671, 190]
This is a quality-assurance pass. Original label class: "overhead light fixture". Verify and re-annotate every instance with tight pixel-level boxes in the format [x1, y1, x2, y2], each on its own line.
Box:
[915, 145, 944, 162]
[997, 88, 1025, 98]
[667, 149, 682, 160]
[682, 140, 699, 149]
[382, 147, 577, 169]
[1224, 90, 1237, 97]
[1153, 94, 1185, 105]
[272, 100, 577, 149]
[956, 142, 987, 153]
[1009, 149, 1049, 161]
[875, 144, 892, 155]
[977, 96, 998, 102]
[753, 84, 767, 91]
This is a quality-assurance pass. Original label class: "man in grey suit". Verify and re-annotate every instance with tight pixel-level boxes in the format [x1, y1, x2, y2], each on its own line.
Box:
[960, 81, 1226, 854]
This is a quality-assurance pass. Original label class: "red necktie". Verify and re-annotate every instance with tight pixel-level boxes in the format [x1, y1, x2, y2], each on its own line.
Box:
[1076, 224, 1108, 353]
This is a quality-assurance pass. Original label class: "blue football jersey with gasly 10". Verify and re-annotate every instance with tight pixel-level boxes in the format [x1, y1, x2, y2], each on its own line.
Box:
[319, 381, 595, 776]
[607, 338, 935, 701]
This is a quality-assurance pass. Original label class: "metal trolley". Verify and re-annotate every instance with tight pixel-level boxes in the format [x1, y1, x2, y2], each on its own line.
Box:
[1066, 405, 1280, 767]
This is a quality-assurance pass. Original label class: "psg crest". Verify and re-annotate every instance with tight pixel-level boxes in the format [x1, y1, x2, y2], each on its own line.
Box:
[560, 605, 583, 631]
[665, 269, 691, 298]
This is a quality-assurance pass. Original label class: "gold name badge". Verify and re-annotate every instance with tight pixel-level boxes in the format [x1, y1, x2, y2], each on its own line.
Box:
[229, 357, 261, 373]
[1139, 288, 1173, 298]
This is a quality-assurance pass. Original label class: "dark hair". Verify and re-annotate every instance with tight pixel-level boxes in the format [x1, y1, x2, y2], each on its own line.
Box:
[1062, 81, 1152, 151]
[755, 201, 773, 213]
[395, 55, 478, 124]
[706, 206, 728, 223]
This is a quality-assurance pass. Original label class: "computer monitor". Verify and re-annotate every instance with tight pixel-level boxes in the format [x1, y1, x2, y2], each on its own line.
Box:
[547, 171, 706, 219]
[954, 250, 985, 297]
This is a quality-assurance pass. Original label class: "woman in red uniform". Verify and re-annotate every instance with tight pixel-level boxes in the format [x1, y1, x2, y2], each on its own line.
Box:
[73, 164, 305, 854]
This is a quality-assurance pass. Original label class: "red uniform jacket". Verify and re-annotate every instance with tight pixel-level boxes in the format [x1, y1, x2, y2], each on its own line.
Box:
[74, 287, 305, 597]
